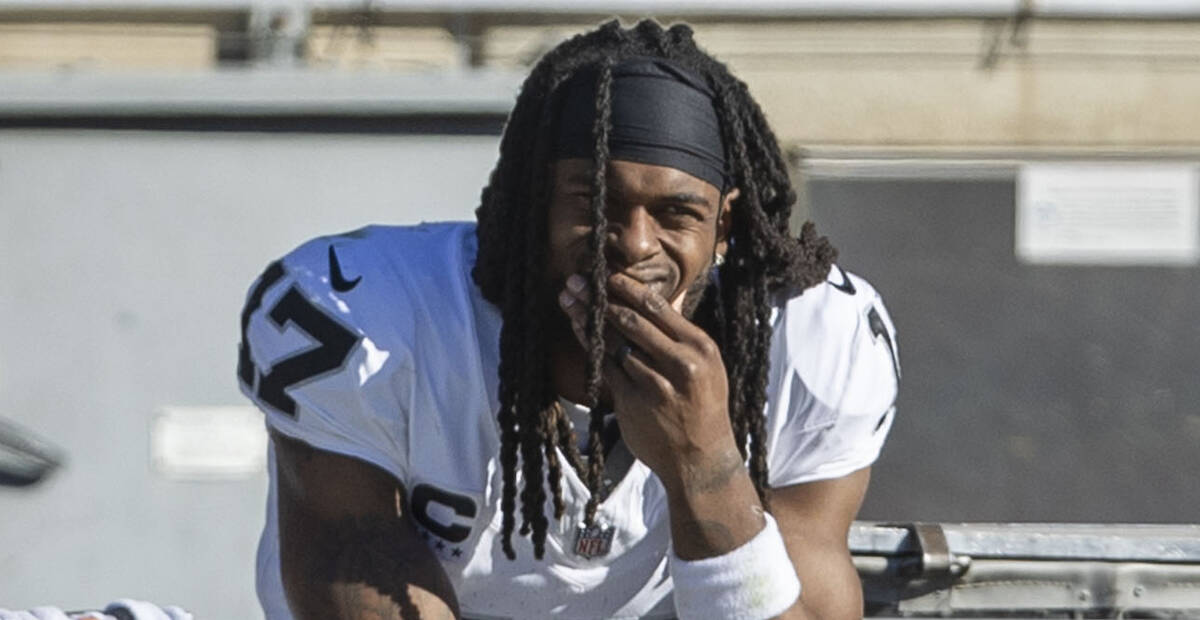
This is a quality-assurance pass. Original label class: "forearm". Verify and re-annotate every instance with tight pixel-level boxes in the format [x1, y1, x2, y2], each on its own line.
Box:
[288, 580, 456, 620]
[662, 445, 765, 560]
[662, 448, 833, 620]
[272, 433, 461, 619]
[280, 512, 460, 620]
[278, 489, 460, 618]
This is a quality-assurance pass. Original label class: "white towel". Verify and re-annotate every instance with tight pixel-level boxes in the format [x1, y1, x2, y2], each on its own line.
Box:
[0, 601, 191, 620]
[0, 608, 71, 620]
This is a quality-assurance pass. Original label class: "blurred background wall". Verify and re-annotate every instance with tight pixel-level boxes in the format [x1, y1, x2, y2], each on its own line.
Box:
[1, 1, 1198, 616]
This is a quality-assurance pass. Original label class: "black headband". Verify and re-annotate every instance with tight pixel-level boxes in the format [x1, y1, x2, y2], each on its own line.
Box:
[553, 57, 730, 191]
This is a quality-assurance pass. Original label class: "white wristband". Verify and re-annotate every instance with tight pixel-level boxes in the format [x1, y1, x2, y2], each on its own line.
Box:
[670, 513, 801, 620]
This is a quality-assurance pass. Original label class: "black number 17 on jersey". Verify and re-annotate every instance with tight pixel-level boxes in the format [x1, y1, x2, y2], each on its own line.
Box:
[238, 261, 359, 417]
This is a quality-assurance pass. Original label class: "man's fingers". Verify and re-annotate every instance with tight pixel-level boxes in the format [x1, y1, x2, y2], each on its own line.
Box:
[600, 349, 635, 395]
[562, 272, 718, 385]
[558, 287, 590, 349]
[606, 273, 702, 342]
[604, 300, 685, 368]
[612, 343, 671, 395]
[566, 274, 592, 305]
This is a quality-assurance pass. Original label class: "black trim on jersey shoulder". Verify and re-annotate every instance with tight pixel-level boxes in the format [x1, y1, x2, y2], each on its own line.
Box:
[874, 409, 891, 433]
[328, 244, 362, 292]
[829, 265, 856, 295]
[868, 306, 901, 382]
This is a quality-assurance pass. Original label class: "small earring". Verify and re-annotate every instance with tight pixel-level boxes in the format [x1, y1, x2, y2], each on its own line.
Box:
[713, 253, 725, 267]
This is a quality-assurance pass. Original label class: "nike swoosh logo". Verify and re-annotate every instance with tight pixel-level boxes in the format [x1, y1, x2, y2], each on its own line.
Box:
[328, 245, 361, 292]
[829, 265, 856, 295]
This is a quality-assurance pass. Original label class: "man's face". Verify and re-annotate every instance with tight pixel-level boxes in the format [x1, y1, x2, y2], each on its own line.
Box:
[546, 158, 736, 322]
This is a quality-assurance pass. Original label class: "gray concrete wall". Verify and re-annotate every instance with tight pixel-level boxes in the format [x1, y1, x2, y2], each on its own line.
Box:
[808, 177, 1200, 525]
[0, 129, 498, 615]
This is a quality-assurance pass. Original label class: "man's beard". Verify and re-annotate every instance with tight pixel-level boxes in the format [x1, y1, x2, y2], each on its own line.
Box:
[677, 268, 713, 320]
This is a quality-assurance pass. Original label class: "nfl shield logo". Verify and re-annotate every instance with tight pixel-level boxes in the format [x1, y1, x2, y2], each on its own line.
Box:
[573, 523, 615, 559]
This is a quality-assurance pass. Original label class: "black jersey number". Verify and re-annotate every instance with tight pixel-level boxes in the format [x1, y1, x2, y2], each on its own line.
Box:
[239, 263, 359, 417]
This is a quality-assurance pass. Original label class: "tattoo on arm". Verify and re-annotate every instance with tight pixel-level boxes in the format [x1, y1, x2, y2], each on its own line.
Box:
[681, 449, 745, 494]
[668, 450, 766, 559]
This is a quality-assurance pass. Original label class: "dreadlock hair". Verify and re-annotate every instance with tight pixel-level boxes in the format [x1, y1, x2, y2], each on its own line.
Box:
[471, 19, 837, 560]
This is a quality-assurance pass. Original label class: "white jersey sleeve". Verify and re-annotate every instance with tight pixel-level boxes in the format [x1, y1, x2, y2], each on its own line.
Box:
[237, 230, 414, 485]
[764, 266, 899, 487]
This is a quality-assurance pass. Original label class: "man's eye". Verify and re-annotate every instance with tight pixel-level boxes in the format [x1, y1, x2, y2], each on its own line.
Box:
[560, 192, 593, 213]
[662, 204, 703, 220]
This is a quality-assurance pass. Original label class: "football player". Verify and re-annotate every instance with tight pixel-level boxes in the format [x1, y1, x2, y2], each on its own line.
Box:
[239, 20, 899, 620]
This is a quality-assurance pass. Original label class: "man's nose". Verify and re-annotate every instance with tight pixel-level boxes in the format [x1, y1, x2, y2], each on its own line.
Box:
[605, 206, 660, 268]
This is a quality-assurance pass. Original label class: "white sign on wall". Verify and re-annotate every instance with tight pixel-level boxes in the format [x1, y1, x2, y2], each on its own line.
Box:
[151, 406, 267, 479]
[1016, 163, 1200, 265]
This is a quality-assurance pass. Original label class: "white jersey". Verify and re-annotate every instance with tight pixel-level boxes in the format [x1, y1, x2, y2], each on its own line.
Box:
[239, 222, 899, 620]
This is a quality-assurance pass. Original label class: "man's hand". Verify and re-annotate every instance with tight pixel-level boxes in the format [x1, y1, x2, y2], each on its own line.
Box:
[559, 271, 766, 562]
[559, 272, 737, 484]
[560, 273, 872, 620]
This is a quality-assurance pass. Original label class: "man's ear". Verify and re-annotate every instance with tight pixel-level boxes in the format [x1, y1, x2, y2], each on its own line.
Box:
[715, 187, 739, 256]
